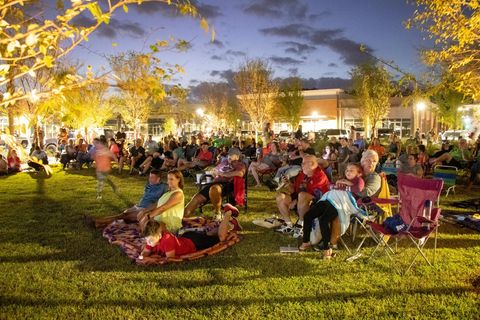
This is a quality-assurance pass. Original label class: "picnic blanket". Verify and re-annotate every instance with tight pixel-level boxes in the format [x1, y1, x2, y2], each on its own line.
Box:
[451, 198, 480, 211]
[102, 217, 242, 265]
[441, 211, 480, 232]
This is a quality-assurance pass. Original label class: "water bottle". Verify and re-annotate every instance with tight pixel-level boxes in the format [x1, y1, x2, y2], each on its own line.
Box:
[395, 159, 401, 168]
[422, 200, 432, 230]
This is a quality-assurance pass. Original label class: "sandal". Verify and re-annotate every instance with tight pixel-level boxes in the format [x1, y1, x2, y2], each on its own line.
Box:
[298, 243, 312, 251]
[323, 248, 336, 260]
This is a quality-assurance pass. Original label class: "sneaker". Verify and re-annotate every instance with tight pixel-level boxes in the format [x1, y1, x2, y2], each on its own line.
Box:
[252, 217, 284, 228]
[292, 224, 303, 238]
[264, 179, 278, 191]
[276, 180, 287, 191]
[275, 223, 293, 234]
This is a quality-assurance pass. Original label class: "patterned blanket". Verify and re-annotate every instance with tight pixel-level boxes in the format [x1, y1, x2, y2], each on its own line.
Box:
[102, 217, 242, 265]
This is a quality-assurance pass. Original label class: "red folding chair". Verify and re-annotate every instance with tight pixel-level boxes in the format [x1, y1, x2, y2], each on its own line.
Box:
[367, 173, 444, 274]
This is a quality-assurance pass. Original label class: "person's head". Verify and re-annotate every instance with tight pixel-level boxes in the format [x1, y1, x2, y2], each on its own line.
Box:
[149, 169, 162, 185]
[168, 140, 178, 151]
[167, 169, 184, 190]
[142, 220, 163, 246]
[201, 142, 209, 150]
[360, 149, 379, 174]
[270, 142, 279, 153]
[356, 132, 361, 139]
[109, 138, 116, 145]
[228, 148, 241, 162]
[330, 136, 337, 143]
[373, 138, 380, 146]
[442, 142, 450, 150]
[407, 154, 418, 167]
[148, 134, 153, 142]
[345, 163, 363, 180]
[300, 138, 310, 149]
[68, 139, 74, 145]
[418, 144, 426, 153]
[79, 138, 84, 144]
[324, 145, 331, 153]
[340, 137, 348, 147]
[135, 138, 143, 147]
[302, 154, 318, 176]
[458, 138, 468, 149]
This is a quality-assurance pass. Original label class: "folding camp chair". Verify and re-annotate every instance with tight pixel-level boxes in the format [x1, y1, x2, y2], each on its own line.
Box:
[367, 174, 444, 274]
[432, 165, 457, 197]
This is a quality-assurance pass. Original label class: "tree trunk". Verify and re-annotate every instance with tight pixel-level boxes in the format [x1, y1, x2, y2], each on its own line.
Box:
[6, 75, 15, 135]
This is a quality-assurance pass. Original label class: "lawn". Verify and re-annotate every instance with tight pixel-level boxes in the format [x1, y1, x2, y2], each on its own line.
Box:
[0, 167, 479, 319]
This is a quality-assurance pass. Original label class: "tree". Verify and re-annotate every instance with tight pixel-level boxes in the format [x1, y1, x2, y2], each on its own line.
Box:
[0, 0, 211, 133]
[350, 63, 395, 138]
[234, 59, 278, 140]
[406, 0, 480, 99]
[276, 78, 303, 130]
[108, 51, 184, 138]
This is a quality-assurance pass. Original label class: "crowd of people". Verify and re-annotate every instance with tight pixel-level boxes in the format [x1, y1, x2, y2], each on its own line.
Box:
[4, 125, 480, 260]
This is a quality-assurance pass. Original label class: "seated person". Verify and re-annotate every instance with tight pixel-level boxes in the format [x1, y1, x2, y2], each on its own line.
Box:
[60, 139, 76, 169]
[184, 148, 246, 219]
[299, 150, 381, 258]
[184, 135, 199, 161]
[129, 138, 146, 174]
[109, 138, 126, 174]
[144, 135, 158, 156]
[368, 138, 385, 158]
[399, 154, 424, 177]
[139, 207, 240, 262]
[431, 138, 472, 169]
[267, 138, 315, 190]
[275, 154, 330, 237]
[139, 151, 165, 176]
[177, 142, 213, 171]
[88, 169, 168, 228]
[30, 145, 48, 164]
[249, 142, 281, 187]
[0, 154, 8, 175]
[7, 149, 21, 173]
[138, 169, 185, 233]
[75, 138, 89, 168]
[161, 140, 180, 170]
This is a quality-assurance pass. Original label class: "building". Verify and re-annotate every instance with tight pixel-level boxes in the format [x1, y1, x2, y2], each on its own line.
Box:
[273, 88, 438, 138]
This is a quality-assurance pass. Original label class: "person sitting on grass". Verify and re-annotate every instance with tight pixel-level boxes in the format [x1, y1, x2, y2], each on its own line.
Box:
[249, 141, 281, 188]
[138, 169, 185, 234]
[399, 154, 424, 177]
[430, 138, 472, 169]
[7, 149, 21, 173]
[88, 169, 168, 228]
[138, 206, 240, 262]
[60, 139, 76, 169]
[184, 148, 246, 219]
[275, 154, 330, 238]
[139, 151, 164, 176]
[129, 138, 146, 175]
[0, 154, 8, 175]
[177, 142, 213, 172]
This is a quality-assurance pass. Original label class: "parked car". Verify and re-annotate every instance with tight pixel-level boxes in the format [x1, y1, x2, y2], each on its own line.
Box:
[278, 130, 292, 138]
[377, 128, 394, 139]
[324, 129, 348, 140]
[441, 130, 472, 142]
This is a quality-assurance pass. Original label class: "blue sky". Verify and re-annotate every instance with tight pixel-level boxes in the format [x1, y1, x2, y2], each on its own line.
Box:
[70, 0, 429, 90]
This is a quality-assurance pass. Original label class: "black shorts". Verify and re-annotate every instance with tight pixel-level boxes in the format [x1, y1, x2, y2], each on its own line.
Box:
[151, 157, 164, 169]
[447, 158, 464, 169]
[181, 231, 220, 250]
[198, 182, 233, 201]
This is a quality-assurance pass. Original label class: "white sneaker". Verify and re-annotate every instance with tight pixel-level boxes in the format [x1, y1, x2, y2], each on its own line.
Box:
[276, 180, 287, 191]
[275, 223, 293, 234]
[292, 224, 303, 238]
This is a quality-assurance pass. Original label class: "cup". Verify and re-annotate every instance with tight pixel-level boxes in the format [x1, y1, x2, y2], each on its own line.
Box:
[196, 173, 202, 184]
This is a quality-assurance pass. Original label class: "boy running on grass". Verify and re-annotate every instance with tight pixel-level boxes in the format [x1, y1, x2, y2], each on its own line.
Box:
[93, 138, 118, 200]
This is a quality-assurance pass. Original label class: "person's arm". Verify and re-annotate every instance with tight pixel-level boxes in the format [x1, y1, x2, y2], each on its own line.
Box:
[217, 163, 246, 178]
[356, 173, 381, 198]
[148, 192, 183, 219]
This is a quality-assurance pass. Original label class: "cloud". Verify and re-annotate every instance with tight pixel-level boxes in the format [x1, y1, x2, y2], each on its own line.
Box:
[225, 49, 246, 57]
[270, 56, 304, 65]
[211, 55, 224, 61]
[288, 68, 299, 75]
[210, 69, 236, 86]
[296, 77, 352, 89]
[280, 41, 316, 55]
[210, 39, 224, 48]
[260, 23, 313, 38]
[72, 15, 145, 39]
[244, 0, 308, 19]
[261, 23, 373, 66]
[328, 63, 338, 67]
[134, 1, 222, 19]
[309, 10, 332, 21]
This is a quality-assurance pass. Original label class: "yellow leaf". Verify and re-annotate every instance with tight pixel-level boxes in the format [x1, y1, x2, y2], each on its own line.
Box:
[200, 18, 209, 33]
[123, 4, 128, 13]
[211, 27, 215, 42]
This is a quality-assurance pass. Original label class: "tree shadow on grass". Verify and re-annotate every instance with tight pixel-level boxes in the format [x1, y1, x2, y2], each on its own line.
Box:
[0, 285, 474, 311]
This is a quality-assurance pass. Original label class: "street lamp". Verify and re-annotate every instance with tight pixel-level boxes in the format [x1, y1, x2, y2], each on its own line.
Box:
[416, 102, 426, 111]
[196, 108, 204, 117]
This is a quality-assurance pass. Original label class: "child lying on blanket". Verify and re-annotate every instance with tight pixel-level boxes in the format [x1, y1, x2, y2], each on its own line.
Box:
[139, 205, 241, 262]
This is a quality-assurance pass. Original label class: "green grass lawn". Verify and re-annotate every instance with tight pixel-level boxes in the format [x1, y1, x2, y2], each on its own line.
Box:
[0, 167, 479, 319]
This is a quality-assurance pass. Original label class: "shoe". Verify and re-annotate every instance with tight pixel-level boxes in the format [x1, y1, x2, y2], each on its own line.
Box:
[223, 203, 239, 218]
[322, 248, 336, 260]
[229, 217, 242, 231]
[275, 223, 293, 234]
[298, 243, 312, 251]
[292, 224, 303, 238]
[264, 179, 278, 191]
[276, 180, 287, 191]
[252, 217, 284, 228]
